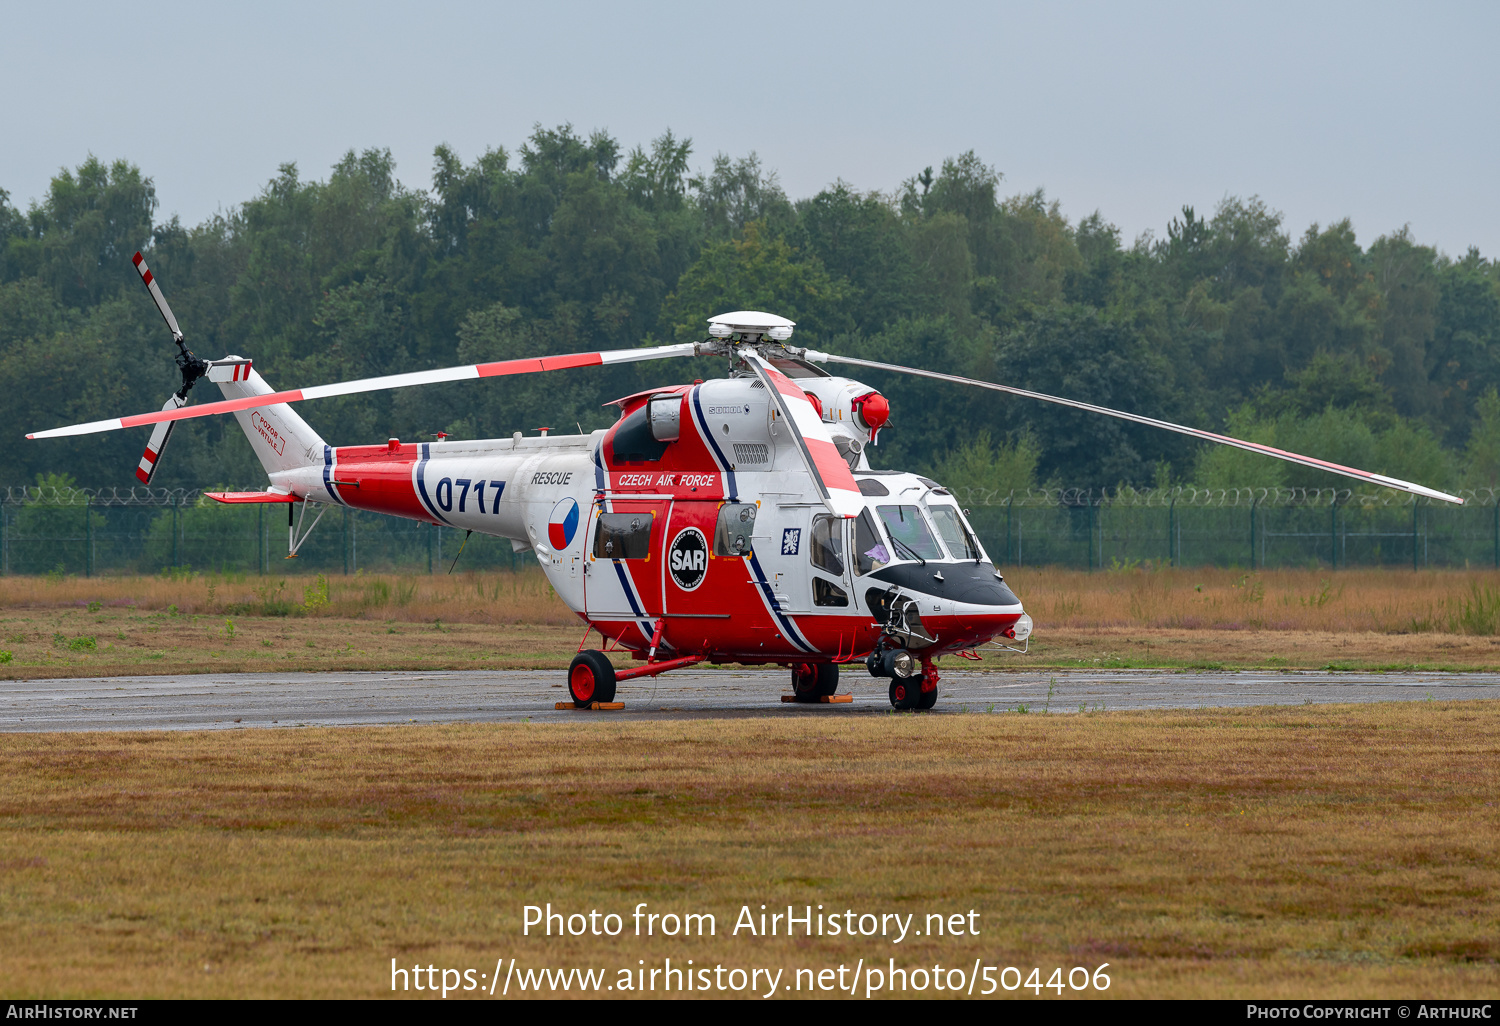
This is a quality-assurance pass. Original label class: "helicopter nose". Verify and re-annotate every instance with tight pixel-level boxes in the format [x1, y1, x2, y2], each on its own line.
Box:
[867, 561, 1020, 607]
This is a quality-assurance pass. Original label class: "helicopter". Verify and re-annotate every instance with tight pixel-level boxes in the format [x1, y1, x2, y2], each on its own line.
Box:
[28, 254, 1463, 710]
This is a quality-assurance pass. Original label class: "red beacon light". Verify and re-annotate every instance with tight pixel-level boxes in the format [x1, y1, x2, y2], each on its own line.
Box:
[852, 392, 890, 440]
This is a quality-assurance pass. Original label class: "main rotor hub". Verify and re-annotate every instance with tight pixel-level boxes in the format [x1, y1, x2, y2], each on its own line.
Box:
[706, 310, 795, 342]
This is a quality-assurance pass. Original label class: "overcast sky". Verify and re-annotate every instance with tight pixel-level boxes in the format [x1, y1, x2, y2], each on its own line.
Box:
[4, 1, 1496, 257]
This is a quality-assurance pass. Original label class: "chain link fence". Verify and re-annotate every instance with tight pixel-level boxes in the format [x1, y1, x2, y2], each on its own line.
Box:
[0, 486, 524, 577]
[4, 484, 1498, 576]
[955, 486, 1500, 572]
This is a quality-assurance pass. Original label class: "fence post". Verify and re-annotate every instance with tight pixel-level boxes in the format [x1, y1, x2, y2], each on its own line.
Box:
[1249, 497, 1256, 570]
[171, 494, 179, 569]
[1493, 499, 1498, 570]
[1330, 494, 1337, 569]
[1005, 495, 1013, 566]
[1086, 497, 1093, 572]
[257, 503, 264, 575]
[1412, 501, 1419, 571]
[1168, 496, 1175, 567]
[84, 493, 92, 578]
[427, 521, 434, 574]
[1099, 498, 1105, 568]
[342, 505, 349, 575]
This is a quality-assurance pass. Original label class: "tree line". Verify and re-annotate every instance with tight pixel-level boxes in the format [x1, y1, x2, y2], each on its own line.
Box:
[3, 125, 1499, 497]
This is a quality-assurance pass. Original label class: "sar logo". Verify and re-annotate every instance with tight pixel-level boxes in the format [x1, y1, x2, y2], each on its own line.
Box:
[548, 498, 579, 549]
[668, 527, 709, 591]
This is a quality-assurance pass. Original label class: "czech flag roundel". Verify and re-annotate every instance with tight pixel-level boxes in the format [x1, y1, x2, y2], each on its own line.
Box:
[548, 498, 580, 550]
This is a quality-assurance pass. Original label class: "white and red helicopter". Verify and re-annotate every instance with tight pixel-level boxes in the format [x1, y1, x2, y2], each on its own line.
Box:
[29, 254, 1462, 710]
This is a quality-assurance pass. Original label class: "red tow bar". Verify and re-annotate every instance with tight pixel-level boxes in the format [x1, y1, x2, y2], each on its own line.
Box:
[614, 655, 703, 682]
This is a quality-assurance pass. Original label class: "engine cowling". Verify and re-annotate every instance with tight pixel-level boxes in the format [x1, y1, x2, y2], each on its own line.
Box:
[798, 376, 890, 446]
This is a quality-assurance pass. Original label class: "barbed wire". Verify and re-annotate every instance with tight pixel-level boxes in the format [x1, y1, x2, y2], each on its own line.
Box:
[1, 486, 206, 507]
[5, 484, 1494, 509]
[951, 485, 1498, 508]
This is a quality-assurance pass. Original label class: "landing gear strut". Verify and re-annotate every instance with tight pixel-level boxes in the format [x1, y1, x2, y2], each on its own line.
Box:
[916, 658, 939, 710]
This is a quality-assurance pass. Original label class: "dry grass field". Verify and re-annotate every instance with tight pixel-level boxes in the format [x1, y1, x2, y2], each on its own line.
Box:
[0, 702, 1495, 999]
[5, 567, 1500, 676]
[8, 565, 1500, 633]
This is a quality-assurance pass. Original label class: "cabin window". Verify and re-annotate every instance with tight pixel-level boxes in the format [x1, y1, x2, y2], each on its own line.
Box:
[876, 504, 944, 562]
[611, 405, 668, 462]
[854, 509, 888, 576]
[813, 578, 849, 607]
[928, 504, 981, 560]
[714, 503, 757, 556]
[593, 512, 654, 559]
[809, 515, 844, 575]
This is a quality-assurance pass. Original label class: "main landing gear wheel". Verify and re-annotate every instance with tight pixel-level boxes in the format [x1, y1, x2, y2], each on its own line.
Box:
[916, 681, 938, 710]
[568, 650, 617, 707]
[889, 679, 919, 711]
[791, 662, 840, 702]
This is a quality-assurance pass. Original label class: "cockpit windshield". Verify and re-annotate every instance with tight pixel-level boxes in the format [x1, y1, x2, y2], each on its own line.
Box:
[876, 505, 944, 562]
[928, 504, 982, 561]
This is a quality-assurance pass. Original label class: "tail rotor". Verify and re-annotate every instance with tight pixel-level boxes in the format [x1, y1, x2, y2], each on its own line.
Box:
[130, 252, 207, 484]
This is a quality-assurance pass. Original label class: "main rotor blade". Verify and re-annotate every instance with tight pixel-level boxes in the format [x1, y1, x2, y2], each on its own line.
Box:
[809, 352, 1464, 505]
[741, 353, 863, 518]
[132, 252, 184, 342]
[28, 342, 702, 440]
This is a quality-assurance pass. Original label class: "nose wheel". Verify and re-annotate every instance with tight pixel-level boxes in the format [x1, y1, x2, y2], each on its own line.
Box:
[889, 662, 940, 710]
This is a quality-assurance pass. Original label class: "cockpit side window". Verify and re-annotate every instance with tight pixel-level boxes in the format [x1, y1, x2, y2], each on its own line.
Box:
[876, 505, 944, 561]
[928, 504, 982, 560]
[854, 509, 888, 576]
[809, 515, 844, 575]
[593, 512, 654, 559]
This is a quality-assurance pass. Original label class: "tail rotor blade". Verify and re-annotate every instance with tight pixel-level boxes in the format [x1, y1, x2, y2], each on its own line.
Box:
[808, 352, 1464, 505]
[134, 396, 186, 484]
[131, 252, 184, 342]
[741, 353, 863, 518]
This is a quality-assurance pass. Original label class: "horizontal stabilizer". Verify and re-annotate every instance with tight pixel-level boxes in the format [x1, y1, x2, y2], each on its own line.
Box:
[207, 359, 254, 383]
[204, 491, 301, 504]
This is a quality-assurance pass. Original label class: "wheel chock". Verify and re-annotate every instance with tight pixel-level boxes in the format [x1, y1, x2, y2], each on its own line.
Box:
[780, 694, 854, 704]
[554, 701, 625, 710]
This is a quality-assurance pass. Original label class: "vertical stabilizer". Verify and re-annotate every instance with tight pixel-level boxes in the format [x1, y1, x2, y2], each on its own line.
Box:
[212, 358, 326, 475]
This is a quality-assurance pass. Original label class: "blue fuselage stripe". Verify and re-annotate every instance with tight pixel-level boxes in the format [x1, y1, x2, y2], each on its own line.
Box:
[323, 446, 345, 506]
[691, 387, 738, 501]
[746, 550, 814, 652]
[415, 443, 450, 524]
